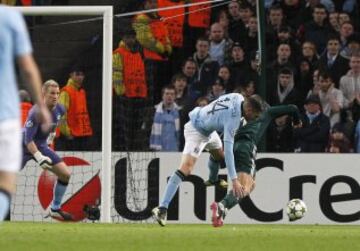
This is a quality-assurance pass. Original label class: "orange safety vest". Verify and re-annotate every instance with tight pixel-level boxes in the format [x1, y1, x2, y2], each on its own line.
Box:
[114, 47, 148, 98]
[137, 14, 169, 61]
[61, 85, 93, 137]
[188, 0, 211, 28]
[21, 102, 32, 126]
[158, 0, 184, 48]
[20, 0, 32, 6]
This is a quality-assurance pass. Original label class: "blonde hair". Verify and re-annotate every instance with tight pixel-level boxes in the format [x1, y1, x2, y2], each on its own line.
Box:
[42, 79, 59, 93]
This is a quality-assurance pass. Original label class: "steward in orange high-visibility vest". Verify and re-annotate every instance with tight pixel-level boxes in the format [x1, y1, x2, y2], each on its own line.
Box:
[157, 0, 185, 48]
[113, 42, 148, 98]
[20, 102, 32, 126]
[188, 0, 211, 28]
[132, 0, 172, 61]
[59, 72, 93, 138]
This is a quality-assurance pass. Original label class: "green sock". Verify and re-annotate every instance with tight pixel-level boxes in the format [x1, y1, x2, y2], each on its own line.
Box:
[221, 190, 241, 210]
[208, 156, 220, 183]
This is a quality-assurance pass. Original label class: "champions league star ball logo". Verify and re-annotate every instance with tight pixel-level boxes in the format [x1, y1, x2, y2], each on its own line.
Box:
[37, 156, 101, 222]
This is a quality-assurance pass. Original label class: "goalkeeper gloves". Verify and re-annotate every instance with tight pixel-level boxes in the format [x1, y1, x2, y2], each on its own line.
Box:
[34, 151, 53, 170]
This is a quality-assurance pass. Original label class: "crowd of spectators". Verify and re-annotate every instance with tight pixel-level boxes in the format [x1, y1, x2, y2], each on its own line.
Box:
[9, 0, 360, 153]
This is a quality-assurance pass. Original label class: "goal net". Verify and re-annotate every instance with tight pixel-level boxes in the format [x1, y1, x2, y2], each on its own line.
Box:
[12, 1, 235, 223]
[13, 5, 160, 224]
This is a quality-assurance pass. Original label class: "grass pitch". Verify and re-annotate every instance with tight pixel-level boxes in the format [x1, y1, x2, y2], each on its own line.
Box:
[0, 222, 359, 251]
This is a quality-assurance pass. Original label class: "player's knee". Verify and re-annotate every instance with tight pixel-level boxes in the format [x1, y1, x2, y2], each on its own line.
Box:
[56, 167, 71, 183]
[179, 162, 193, 176]
[209, 149, 224, 161]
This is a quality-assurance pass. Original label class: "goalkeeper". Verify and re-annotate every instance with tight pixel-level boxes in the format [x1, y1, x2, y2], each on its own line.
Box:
[209, 101, 302, 227]
[22, 80, 73, 221]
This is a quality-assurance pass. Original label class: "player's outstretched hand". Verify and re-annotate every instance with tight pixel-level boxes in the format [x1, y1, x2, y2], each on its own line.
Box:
[37, 104, 52, 133]
[34, 151, 53, 170]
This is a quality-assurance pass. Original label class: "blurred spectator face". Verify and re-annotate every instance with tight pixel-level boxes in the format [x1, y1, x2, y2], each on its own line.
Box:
[248, 16, 258, 34]
[319, 76, 333, 92]
[275, 115, 288, 127]
[340, 22, 354, 39]
[332, 131, 345, 140]
[212, 83, 225, 97]
[284, 0, 299, 6]
[313, 7, 327, 24]
[278, 30, 290, 41]
[231, 46, 244, 61]
[123, 34, 136, 48]
[174, 78, 187, 92]
[326, 39, 340, 55]
[144, 0, 157, 10]
[182, 61, 196, 77]
[348, 41, 360, 55]
[228, 1, 241, 19]
[70, 71, 85, 85]
[302, 41, 316, 58]
[162, 88, 176, 106]
[300, 60, 310, 73]
[311, 70, 321, 94]
[339, 12, 350, 26]
[210, 23, 224, 43]
[197, 97, 209, 107]
[305, 102, 321, 114]
[196, 40, 210, 58]
[350, 55, 360, 73]
[242, 82, 255, 97]
[250, 58, 258, 70]
[269, 9, 283, 26]
[218, 66, 230, 82]
[329, 12, 339, 31]
[239, 7, 253, 24]
[277, 44, 291, 61]
[278, 73, 292, 88]
[218, 10, 229, 30]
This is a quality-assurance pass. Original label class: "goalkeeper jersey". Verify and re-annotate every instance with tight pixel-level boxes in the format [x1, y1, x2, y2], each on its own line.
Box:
[23, 104, 65, 148]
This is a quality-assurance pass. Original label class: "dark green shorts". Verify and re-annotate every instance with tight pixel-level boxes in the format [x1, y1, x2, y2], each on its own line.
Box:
[234, 142, 257, 177]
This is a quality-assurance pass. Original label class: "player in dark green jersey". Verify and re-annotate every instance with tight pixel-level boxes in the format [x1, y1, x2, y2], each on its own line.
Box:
[209, 103, 301, 227]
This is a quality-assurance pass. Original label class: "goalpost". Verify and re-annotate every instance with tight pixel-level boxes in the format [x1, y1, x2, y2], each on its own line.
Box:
[15, 6, 113, 223]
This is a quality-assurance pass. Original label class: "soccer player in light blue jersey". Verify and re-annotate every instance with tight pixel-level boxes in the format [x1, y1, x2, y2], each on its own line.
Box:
[152, 93, 260, 226]
[0, 5, 51, 222]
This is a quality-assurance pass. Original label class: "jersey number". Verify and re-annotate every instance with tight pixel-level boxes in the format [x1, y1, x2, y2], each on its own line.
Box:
[207, 98, 229, 115]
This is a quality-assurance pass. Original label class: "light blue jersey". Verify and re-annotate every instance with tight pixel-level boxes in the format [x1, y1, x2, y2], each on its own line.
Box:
[189, 93, 244, 180]
[0, 5, 33, 121]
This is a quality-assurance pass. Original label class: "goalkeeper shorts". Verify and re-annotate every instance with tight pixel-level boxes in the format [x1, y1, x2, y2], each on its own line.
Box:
[22, 146, 62, 169]
[0, 119, 21, 173]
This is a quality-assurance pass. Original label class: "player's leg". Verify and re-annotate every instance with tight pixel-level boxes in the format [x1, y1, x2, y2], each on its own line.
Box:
[40, 147, 72, 220]
[0, 172, 16, 221]
[47, 161, 73, 221]
[0, 119, 21, 221]
[211, 172, 255, 227]
[152, 153, 197, 226]
[221, 172, 255, 208]
[152, 122, 208, 226]
[204, 132, 228, 189]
